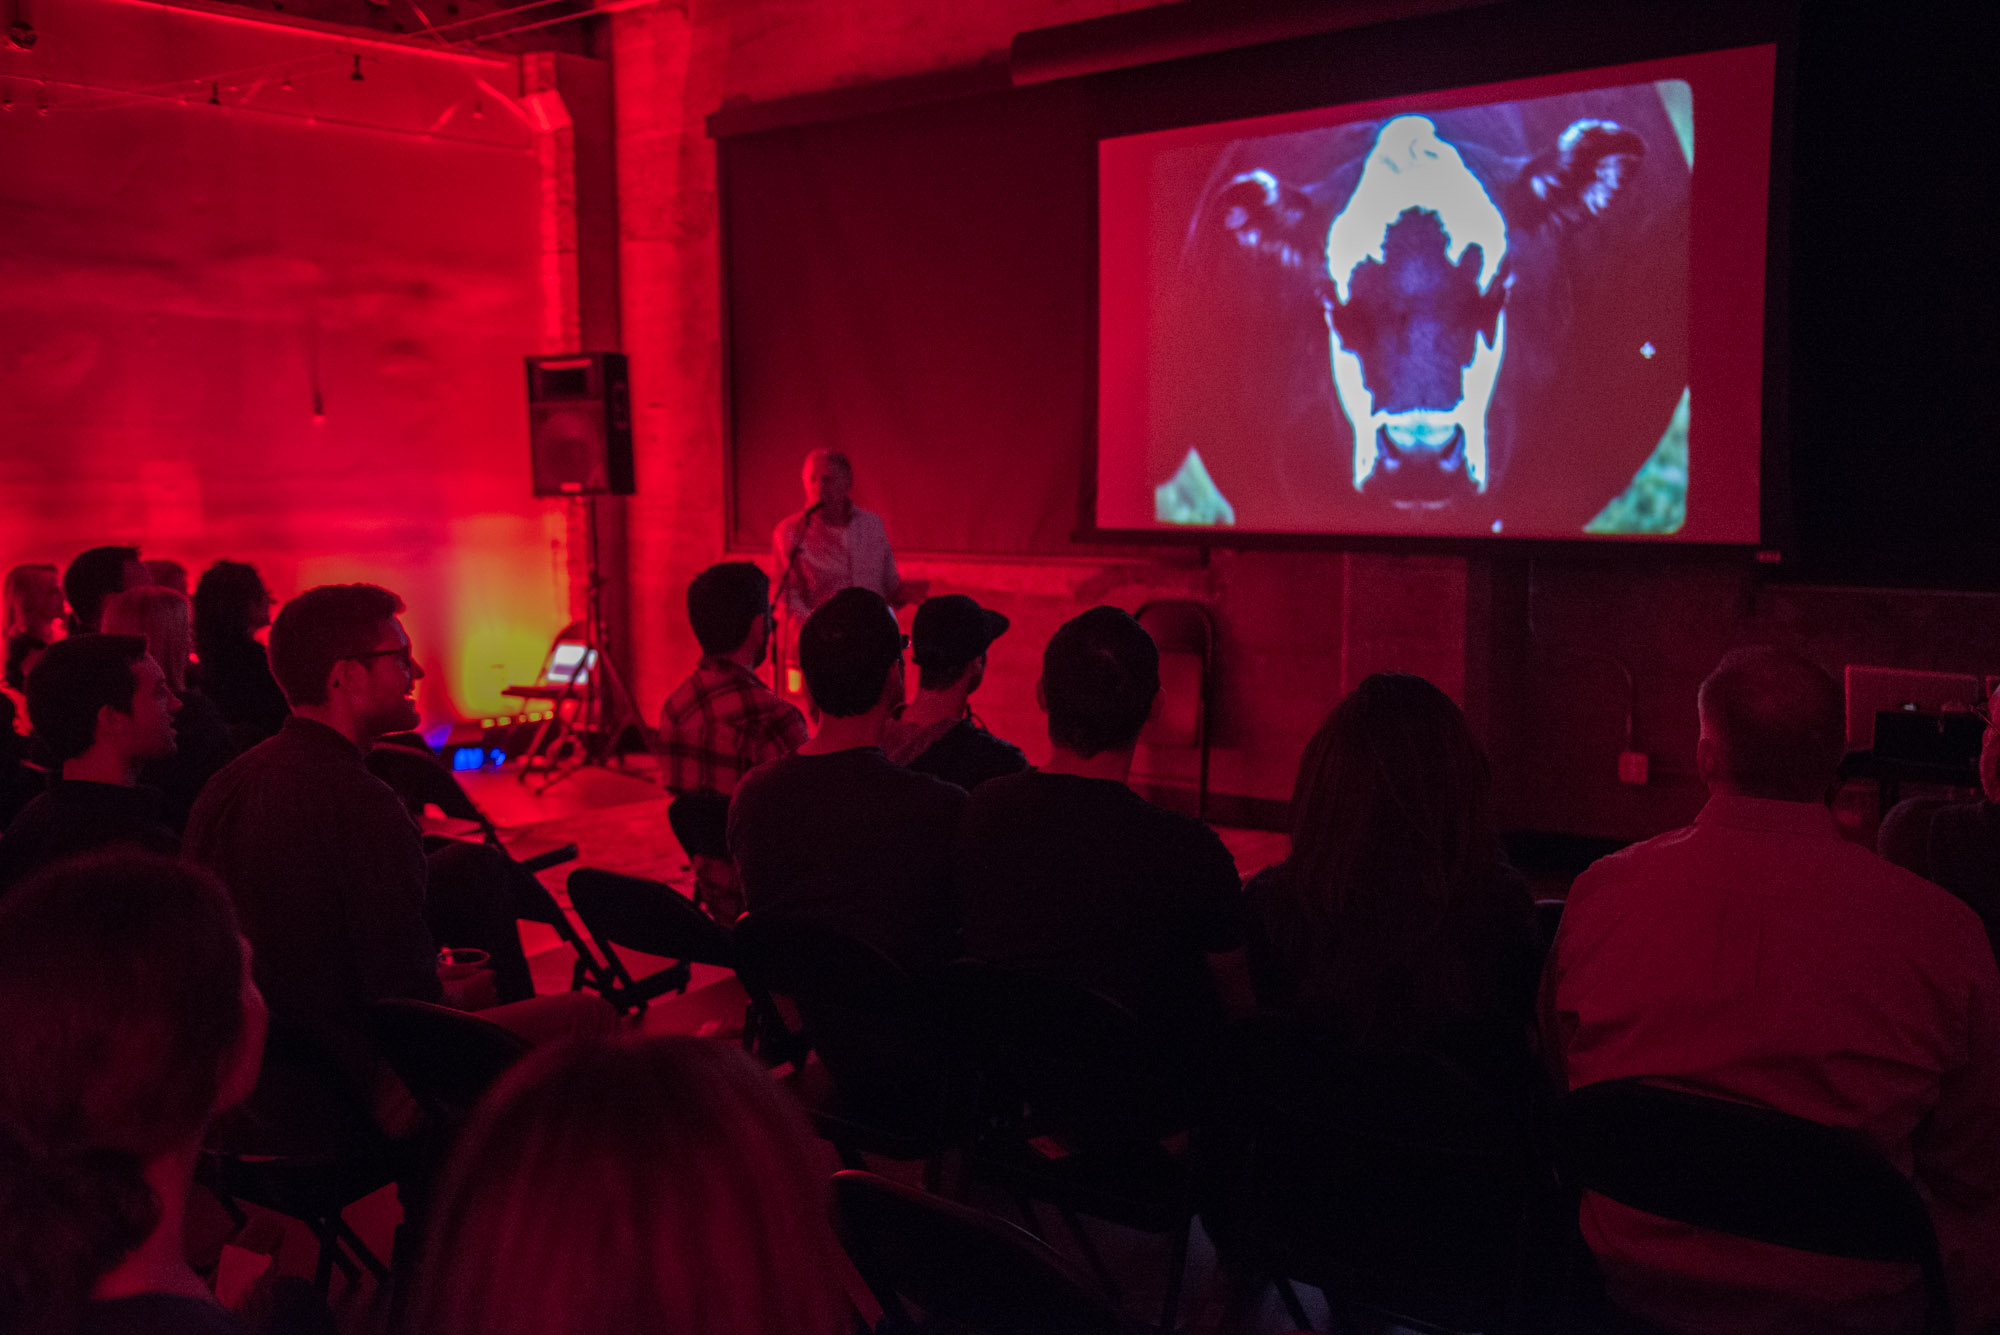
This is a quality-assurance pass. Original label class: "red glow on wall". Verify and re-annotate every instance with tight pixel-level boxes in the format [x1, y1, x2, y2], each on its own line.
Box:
[0, 0, 568, 725]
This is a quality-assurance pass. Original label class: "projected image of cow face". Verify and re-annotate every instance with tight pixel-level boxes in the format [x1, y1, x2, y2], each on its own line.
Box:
[1321, 116, 1509, 504]
[1205, 110, 1647, 514]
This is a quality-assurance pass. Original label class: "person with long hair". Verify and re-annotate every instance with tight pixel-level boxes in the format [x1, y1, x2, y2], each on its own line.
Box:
[0, 851, 266, 1335]
[102, 587, 237, 832]
[192, 561, 289, 752]
[5, 565, 65, 718]
[4, 563, 65, 643]
[1243, 672, 1540, 1080]
[409, 1036, 850, 1335]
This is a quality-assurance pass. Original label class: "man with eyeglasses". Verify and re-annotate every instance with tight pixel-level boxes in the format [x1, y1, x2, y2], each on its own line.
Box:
[657, 562, 807, 921]
[187, 583, 610, 1135]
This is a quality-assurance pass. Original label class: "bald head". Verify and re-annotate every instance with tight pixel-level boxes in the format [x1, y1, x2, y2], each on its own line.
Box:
[1696, 647, 1844, 802]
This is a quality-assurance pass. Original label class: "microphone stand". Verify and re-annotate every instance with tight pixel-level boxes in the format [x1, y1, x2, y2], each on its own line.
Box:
[770, 501, 820, 697]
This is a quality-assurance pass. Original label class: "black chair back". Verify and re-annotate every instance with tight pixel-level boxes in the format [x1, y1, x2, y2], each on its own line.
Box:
[1212, 1012, 1542, 1333]
[201, 1017, 397, 1295]
[944, 960, 1182, 1144]
[733, 913, 953, 1129]
[568, 866, 734, 967]
[367, 742, 496, 835]
[667, 790, 732, 860]
[565, 866, 733, 1011]
[1555, 1078, 1950, 1333]
[366, 999, 530, 1127]
[833, 1170, 1141, 1335]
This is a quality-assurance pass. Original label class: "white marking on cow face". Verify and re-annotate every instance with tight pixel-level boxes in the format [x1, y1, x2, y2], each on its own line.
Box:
[1324, 116, 1510, 497]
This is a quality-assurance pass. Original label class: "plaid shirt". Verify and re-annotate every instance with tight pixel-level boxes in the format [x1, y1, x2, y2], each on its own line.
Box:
[657, 657, 808, 799]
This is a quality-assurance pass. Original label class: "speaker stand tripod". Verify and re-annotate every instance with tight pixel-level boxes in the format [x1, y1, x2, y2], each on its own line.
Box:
[519, 496, 646, 793]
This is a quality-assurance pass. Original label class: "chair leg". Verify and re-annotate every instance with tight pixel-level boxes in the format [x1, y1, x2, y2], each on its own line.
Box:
[1276, 1276, 1314, 1332]
[308, 1218, 362, 1285]
[207, 1185, 250, 1232]
[1060, 1207, 1121, 1304]
[311, 1228, 338, 1294]
[1158, 1218, 1191, 1334]
[335, 1218, 391, 1283]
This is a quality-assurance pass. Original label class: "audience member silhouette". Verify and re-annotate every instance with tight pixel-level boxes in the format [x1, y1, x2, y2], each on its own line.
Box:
[1876, 679, 2000, 963]
[657, 561, 805, 920]
[0, 852, 266, 1335]
[882, 593, 1028, 792]
[4, 562, 64, 643]
[954, 605, 1250, 1033]
[63, 546, 149, 635]
[102, 587, 236, 833]
[1545, 646, 2000, 1333]
[1241, 673, 1540, 1089]
[409, 1036, 849, 1335]
[193, 560, 290, 753]
[184, 584, 607, 1133]
[729, 586, 965, 970]
[141, 559, 189, 597]
[0, 635, 181, 893]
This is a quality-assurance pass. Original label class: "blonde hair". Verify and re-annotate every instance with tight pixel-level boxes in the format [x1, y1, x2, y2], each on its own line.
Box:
[3, 564, 60, 640]
[101, 587, 194, 692]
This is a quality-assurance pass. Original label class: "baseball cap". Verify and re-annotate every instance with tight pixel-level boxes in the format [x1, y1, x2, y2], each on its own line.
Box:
[911, 594, 1010, 671]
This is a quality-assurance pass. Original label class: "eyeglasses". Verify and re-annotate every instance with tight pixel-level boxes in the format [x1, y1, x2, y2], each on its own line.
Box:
[348, 646, 416, 671]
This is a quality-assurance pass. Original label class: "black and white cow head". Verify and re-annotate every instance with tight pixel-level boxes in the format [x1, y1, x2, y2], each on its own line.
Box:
[1217, 113, 1645, 510]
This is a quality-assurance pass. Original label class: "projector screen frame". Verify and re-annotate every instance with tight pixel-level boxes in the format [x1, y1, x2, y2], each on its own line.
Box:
[1075, 0, 1799, 560]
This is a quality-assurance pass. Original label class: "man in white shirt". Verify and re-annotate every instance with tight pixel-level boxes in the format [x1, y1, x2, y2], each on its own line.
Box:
[771, 449, 924, 694]
[1545, 646, 2000, 1334]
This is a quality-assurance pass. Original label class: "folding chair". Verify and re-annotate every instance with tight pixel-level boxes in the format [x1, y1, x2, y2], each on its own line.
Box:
[368, 737, 580, 874]
[1205, 1012, 1547, 1334]
[366, 999, 531, 1129]
[667, 790, 731, 859]
[944, 961, 1197, 1334]
[733, 913, 964, 1186]
[1555, 1078, 1951, 1335]
[667, 789, 737, 921]
[565, 866, 726, 1014]
[833, 1169, 1144, 1335]
[508, 866, 618, 998]
[199, 1024, 396, 1296]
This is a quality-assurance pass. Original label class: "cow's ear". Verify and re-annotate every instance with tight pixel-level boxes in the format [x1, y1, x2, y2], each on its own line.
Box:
[1213, 170, 1322, 272]
[1506, 119, 1646, 232]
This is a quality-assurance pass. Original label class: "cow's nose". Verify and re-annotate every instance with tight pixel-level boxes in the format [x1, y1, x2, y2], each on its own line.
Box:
[1382, 418, 1459, 452]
